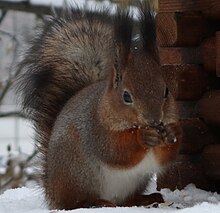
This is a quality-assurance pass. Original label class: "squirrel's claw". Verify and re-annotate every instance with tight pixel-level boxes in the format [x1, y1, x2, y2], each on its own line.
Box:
[163, 123, 182, 144]
[140, 128, 163, 147]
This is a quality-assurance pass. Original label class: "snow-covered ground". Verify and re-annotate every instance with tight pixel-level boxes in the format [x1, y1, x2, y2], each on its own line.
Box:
[0, 184, 220, 213]
[1, 1, 220, 213]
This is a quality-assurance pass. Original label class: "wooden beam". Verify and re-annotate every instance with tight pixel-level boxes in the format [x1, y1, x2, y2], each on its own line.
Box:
[198, 90, 220, 126]
[201, 37, 216, 73]
[159, 47, 202, 65]
[159, 36, 218, 75]
[202, 144, 220, 181]
[157, 154, 215, 191]
[180, 118, 216, 154]
[217, 32, 220, 77]
[156, 12, 205, 47]
[176, 101, 198, 118]
[162, 65, 208, 100]
[158, 0, 220, 20]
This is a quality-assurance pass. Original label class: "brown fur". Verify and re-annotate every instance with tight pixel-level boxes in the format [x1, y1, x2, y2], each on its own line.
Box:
[17, 3, 182, 210]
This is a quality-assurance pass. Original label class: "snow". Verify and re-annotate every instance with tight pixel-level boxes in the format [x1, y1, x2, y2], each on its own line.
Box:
[30, 0, 112, 8]
[0, 184, 219, 213]
[30, 0, 65, 7]
[0, 1, 220, 213]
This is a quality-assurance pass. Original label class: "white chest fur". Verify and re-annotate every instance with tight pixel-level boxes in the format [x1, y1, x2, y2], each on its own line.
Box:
[100, 151, 162, 204]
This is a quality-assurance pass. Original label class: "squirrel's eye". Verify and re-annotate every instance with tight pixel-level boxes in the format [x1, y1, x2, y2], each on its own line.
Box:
[123, 90, 133, 104]
[164, 87, 169, 98]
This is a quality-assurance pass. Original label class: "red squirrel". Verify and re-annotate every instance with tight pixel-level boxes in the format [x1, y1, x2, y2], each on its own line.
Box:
[17, 3, 182, 210]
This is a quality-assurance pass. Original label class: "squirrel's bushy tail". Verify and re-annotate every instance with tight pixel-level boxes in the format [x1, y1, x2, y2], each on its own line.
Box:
[17, 9, 116, 150]
[17, 3, 156, 154]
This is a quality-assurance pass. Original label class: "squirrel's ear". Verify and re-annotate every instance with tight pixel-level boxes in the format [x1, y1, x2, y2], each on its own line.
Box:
[139, 1, 159, 61]
[112, 48, 122, 89]
[112, 67, 122, 89]
[110, 8, 133, 89]
[113, 8, 133, 67]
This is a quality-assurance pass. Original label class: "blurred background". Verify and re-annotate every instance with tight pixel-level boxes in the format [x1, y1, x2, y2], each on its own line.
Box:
[0, 0, 156, 194]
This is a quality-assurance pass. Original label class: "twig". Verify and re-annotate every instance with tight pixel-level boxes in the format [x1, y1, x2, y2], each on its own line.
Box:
[0, 177, 14, 192]
[0, 29, 19, 45]
[25, 149, 38, 164]
[0, 10, 7, 24]
[0, 66, 23, 105]
[0, 28, 21, 104]
[0, 149, 38, 193]
[0, 111, 25, 118]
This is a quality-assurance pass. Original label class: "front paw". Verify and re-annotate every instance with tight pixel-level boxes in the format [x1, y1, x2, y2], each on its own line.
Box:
[140, 128, 163, 147]
[163, 123, 182, 144]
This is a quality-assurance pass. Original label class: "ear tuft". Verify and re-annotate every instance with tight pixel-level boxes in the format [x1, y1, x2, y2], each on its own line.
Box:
[113, 8, 133, 66]
[138, 1, 158, 59]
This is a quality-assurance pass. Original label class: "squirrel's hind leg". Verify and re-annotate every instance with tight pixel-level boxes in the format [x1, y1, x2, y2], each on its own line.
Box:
[74, 194, 163, 209]
[121, 193, 164, 207]
[75, 198, 116, 208]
